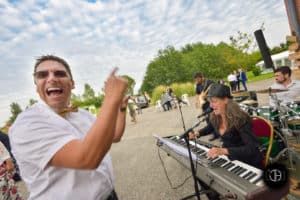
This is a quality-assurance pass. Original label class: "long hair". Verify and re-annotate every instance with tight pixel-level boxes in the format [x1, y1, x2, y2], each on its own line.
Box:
[209, 99, 250, 131]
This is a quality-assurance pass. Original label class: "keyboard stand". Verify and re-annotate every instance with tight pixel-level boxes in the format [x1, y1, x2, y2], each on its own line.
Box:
[181, 134, 202, 200]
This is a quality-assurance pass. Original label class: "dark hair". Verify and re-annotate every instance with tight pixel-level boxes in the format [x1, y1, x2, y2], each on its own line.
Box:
[210, 99, 250, 131]
[34, 55, 73, 80]
[194, 72, 203, 78]
[274, 66, 291, 77]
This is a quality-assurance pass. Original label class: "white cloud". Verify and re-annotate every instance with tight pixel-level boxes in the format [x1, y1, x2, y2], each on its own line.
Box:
[0, 0, 291, 125]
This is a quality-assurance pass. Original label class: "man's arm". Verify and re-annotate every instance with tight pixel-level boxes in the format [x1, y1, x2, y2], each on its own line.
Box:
[50, 69, 128, 169]
[113, 96, 130, 142]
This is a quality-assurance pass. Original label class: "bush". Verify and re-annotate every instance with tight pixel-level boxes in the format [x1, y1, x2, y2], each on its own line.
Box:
[251, 66, 262, 76]
[151, 86, 167, 105]
[170, 82, 194, 98]
[151, 82, 195, 104]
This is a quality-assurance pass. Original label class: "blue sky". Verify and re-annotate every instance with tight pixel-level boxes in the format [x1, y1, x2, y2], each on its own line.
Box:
[0, 0, 290, 126]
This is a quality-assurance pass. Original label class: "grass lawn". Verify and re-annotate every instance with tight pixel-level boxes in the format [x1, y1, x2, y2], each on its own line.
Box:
[247, 71, 274, 82]
[224, 71, 274, 85]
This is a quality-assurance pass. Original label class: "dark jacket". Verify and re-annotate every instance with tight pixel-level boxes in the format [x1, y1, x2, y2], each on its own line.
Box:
[240, 71, 247, 82]
[199, 121, 263, 169]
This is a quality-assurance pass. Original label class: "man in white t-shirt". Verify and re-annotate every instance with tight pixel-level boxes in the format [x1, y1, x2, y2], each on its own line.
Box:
[227, 72, 237, 93]
[270, 66, 300, 106]
[9, 55, 128, 200]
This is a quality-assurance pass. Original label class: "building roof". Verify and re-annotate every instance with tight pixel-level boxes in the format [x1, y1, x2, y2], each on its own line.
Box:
[256, 50, 290, 66]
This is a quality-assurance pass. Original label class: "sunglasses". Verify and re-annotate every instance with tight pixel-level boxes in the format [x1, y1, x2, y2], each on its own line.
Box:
[33, 70, 68, 79]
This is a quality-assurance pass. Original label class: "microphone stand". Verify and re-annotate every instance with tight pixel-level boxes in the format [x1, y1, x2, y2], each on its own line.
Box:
[180, 119, 205, 200]
[177, 97, 187, 131]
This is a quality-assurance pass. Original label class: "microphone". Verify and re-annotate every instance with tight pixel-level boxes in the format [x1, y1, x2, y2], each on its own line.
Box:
[176, 97, 187, 105]
[197, 107, 213, 118]
[178, 109, 213, 139]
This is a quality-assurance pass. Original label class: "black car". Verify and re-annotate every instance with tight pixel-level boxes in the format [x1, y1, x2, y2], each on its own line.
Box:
[135, 96, 149, 108]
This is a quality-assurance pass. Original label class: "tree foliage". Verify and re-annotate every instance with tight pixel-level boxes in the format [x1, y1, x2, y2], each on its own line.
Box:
[26, 98, 38, 109]
[140, 42, 254, 95]
[82, 83, 95, 101]
[71, 83, 104, 108]
[8, 102, 22, 124]
[121, 75, 135, 95]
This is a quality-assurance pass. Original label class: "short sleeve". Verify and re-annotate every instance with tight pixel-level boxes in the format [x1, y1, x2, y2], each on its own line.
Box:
[9, 106, 77, 170]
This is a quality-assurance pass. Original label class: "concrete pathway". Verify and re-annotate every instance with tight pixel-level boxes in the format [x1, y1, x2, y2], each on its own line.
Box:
[17, 71, 300, 199]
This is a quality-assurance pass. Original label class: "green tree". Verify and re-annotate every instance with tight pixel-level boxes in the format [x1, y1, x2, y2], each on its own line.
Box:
[121, 75, 135, 95]
[270, 42, 288, 54]
[229, 23, 265, 53]
[140, 45, 187, 94]
[26, 98, 38, 109]
[140, 43, 239, 94]
[82, 83, 95, 100]
[8, 102, 23, 124]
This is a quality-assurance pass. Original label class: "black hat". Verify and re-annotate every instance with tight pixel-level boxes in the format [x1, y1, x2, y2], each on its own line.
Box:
[194, 72, 203, 78]
[207, 84, 232, 98]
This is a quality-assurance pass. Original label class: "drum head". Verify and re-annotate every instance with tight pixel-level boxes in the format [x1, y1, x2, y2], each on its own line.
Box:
[288, 117, 300, 133]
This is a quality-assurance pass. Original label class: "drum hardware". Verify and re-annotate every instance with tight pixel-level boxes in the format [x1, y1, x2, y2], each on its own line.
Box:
[274, 128, 287, 148]
[232, 91, 257, 103]
[240, 99, 258, 105]
[239, 103, 258, 116]
[256, 88, 289, 94]
[269, 147, 289, 163]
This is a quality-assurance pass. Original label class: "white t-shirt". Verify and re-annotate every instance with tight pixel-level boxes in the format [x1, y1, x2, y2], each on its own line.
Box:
[9, 103, 114, 200]
[270, 80, 300, 106]
[227, 74, 237, 82]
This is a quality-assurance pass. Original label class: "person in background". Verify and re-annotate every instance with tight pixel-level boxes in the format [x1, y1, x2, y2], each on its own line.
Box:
[217, 79, 225, 85]
[269, 66, 300, 106]
[143, 91, 151, 104]
[128, 96, 138, 122]
[194, 72, 219, 141]
[0, 141, 23, 199]
[234, 70, 240, 92]
[9, 55, 128, 199]
[239, 68, 248, 91]
[0, 131, 21, 182]
[161, 91, 172, 111]
[166, 86, 173, 97]
[227, 71, 237, 93]
[134, 96, 143, 115]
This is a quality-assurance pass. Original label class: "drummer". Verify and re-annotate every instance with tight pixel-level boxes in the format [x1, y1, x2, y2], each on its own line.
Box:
[270, 66, 300, 106]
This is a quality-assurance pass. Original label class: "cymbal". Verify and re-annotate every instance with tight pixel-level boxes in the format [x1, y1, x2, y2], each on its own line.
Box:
[256, 88, 288, 94]
[241, 99, 258, 105]
[231, 91, 249, 97]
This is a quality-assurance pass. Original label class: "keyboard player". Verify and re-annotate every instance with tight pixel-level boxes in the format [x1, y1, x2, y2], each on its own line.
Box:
[189, 84, 263, 169]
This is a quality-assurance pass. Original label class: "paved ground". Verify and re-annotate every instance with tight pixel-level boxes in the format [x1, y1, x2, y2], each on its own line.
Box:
[16, 70, 300, 199]
[110, 78, 276, 200]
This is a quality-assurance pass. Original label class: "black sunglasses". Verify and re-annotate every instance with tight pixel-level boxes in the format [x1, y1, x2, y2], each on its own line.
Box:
[33, 70, 68, 79]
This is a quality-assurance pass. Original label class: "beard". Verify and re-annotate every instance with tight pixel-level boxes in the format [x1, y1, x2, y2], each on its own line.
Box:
[276, 77, 287, 84]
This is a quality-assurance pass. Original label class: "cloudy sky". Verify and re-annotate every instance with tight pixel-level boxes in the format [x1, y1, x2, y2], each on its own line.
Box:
[0, 0, 290, 126]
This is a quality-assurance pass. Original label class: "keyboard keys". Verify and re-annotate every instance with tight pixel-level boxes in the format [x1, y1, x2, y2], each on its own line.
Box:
[171, 137, 262, 185]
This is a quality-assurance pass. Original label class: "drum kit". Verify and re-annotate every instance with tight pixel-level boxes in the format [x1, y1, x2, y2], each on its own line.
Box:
[238, 88, 300, 199]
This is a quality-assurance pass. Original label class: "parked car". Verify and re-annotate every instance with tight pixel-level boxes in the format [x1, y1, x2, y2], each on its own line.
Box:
[135, 96, 149, 109]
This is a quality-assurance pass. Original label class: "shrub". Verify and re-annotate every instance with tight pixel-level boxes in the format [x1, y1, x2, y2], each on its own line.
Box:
[151, 82, 195, 104]
[251, 66, 262, 76]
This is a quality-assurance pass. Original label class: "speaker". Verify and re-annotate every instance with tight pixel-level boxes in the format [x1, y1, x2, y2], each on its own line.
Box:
[254, 29, 275, 71]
